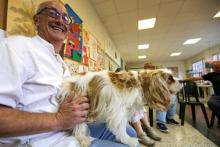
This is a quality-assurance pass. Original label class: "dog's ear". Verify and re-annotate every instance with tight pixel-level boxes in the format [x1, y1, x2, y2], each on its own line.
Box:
[140, 70, 172, 111]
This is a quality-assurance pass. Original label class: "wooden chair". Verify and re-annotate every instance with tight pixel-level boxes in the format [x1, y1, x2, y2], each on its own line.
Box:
[177, 81, 210, 127]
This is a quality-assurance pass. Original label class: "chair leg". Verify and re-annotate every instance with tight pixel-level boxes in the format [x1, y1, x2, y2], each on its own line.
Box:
[179, 103, 182, 119]
[149, 108, 153, 127]
[200, 104, 210, 127]
[210, 111, 215, 128]
[191, 104, 196, 121]
[180, 103, 186, 126]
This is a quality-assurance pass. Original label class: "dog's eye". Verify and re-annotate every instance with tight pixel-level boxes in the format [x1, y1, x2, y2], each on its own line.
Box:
[168, 75, 174, 83]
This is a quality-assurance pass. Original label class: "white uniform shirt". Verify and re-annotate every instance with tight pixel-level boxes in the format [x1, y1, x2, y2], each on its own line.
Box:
[0, 35, 71, 144]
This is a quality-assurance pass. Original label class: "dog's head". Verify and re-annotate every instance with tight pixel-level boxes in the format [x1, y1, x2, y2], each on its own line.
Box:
[139, 69, 182, 111]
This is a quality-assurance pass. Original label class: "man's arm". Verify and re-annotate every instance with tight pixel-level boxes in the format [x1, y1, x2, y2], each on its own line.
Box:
[0, 105, 59, 137]
[0, 96, 89, 137]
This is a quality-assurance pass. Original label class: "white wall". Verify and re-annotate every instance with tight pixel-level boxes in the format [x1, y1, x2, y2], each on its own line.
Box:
[65, 0, 121, 67]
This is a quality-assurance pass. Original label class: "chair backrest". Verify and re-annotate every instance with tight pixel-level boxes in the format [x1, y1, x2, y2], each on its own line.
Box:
[179, 81, 202, 103]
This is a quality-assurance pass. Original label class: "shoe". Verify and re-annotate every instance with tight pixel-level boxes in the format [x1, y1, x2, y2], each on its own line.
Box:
[138, 133, 155, 146]
[157, 123, 169, 133]
[143, 126, 161, 141]
[167, 118, 179, 125]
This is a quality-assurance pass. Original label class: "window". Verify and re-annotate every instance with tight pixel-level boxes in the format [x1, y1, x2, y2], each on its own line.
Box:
[192, 60, 204, 77]
[213, 52, 220, 61]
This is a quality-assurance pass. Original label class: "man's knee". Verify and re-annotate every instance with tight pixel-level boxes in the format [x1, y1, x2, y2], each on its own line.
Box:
[208, 98, 217, 109]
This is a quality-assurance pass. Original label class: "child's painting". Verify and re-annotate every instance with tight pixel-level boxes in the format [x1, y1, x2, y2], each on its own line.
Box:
[64, 4, 83, 62]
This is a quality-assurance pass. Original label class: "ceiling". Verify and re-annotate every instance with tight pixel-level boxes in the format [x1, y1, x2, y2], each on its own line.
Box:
[89, 0, 220, 64]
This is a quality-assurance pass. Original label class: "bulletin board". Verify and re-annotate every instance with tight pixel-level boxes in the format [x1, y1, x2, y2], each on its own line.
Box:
[83, 29, 105, 71]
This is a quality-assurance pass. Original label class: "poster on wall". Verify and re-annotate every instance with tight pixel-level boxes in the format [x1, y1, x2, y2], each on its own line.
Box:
[82, 46, 89, 65]
[83, 29, 105, 70]
[94, 46, 105, 71]
[82, 29, 90, 65]
[64, 4, 83, 62]
[65, 59, 88, 75]
[88, 59, 95, 71]
[88, 34, 98, 61]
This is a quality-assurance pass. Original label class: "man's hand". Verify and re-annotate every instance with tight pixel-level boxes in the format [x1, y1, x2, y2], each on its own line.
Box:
[56, 96, 89, 130]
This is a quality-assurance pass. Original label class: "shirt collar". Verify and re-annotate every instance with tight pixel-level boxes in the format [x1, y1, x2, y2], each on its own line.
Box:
[34, 35, 56, 55]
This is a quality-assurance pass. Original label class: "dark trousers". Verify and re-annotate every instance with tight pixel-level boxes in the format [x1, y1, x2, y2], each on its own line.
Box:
[208, 95, 220, 121]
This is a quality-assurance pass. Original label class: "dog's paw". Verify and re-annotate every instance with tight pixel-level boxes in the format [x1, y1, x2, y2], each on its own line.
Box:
[122, 137, 139, 147]
[80, 140, 91, 147]
[76, 136, 91, 147]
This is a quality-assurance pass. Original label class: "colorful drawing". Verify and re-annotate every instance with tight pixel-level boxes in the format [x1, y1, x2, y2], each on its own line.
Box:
[82, 29, 89, 65]
[65, 59, 79, 75]
[94, 46, 105, 71]
[83, 29, 90, 46]
[83, 46, 89, 65]
[64, 4, 83, 62]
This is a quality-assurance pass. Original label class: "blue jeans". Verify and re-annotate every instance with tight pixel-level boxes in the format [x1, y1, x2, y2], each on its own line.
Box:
[208, 95, 220, 120]
[88, 122, 140, 147]
[156, 95, 177, 124]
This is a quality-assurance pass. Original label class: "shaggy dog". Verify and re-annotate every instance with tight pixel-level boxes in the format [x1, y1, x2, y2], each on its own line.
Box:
[59, 69, 182, 147]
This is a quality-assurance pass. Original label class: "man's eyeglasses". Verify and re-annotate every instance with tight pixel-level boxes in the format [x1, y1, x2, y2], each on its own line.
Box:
[37, 7, 72, 25]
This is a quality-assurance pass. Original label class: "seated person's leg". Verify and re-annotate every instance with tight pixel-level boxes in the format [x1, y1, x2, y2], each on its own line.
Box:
[131, 120, 155, 146]
[156, 110, 169, 133]
[208, 95, 220, 127]
[131, 110, 155, 146]
[166, 95, 179, 125]
[140, 112, 161, 141]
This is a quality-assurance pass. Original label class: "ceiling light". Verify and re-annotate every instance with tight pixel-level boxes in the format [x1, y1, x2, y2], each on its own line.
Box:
[183, 38, 201, 45]
[138, 18, 156, 30]
[138, 55, 146, 59]
[138, 44, 149, 49]
[170, 52, 182, 56]
[213, 11, 220, 18]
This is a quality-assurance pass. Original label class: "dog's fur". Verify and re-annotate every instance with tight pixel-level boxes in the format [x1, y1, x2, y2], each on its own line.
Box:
[58, 69, 182, 147]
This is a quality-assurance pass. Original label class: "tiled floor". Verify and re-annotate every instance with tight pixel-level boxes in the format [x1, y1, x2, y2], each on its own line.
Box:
[179, 103, 220, 146]
[140, 115, 217, 147]
[141, 122, 216, 147]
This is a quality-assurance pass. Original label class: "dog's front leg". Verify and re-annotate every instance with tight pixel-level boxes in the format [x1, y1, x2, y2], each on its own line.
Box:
[107, 115, 139, 147]
[73, 123, 91, 147]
